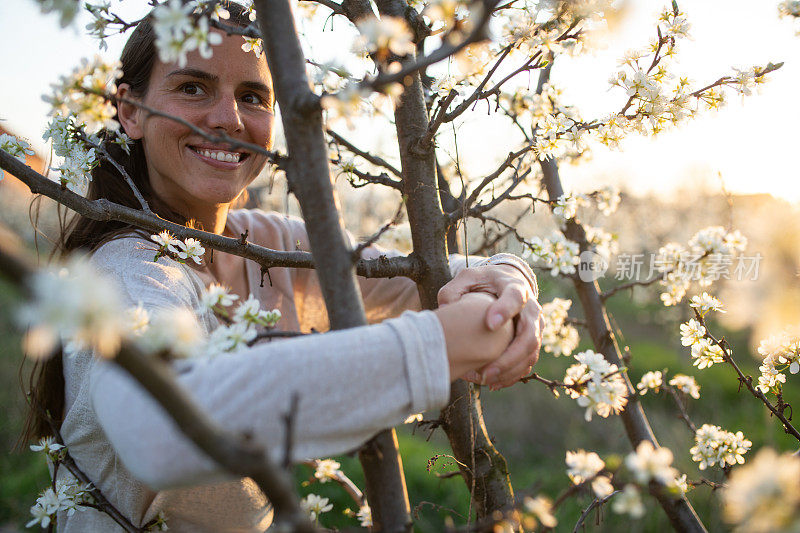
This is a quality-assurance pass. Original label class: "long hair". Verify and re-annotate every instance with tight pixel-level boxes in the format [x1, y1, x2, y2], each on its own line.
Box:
[19, 1, 256, 446]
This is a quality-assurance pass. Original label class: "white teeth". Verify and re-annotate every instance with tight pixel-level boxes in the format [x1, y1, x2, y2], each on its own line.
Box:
[194, 148, 241, 163]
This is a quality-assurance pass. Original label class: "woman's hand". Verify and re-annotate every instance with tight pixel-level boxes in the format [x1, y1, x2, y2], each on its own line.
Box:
[434, 292, 515, 382]
[437, 264, 544, 390]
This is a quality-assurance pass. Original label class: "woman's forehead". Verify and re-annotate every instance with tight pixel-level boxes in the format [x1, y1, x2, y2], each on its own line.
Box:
[152, 31, 271, 86]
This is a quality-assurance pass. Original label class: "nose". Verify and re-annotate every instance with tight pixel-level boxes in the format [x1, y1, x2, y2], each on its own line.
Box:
[204, 93, 244, 134]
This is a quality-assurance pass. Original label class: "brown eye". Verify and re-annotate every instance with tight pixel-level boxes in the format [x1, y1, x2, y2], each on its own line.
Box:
[241, 92, 267, 107]
[180, 83, 205, 96]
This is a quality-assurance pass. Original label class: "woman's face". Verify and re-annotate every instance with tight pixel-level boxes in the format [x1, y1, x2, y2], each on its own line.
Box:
[119, 30, 274, 214]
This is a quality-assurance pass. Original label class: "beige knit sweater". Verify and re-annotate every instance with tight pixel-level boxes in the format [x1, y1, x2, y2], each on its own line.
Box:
[57, 209, 536, 532]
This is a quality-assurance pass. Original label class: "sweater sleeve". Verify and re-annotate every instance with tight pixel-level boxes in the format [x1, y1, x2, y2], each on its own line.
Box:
[87, 238, 450, 490]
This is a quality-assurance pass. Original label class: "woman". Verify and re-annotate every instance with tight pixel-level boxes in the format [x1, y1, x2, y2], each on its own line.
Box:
[26, 3, 543, 531]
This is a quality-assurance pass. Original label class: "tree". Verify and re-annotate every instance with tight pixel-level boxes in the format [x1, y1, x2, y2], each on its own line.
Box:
[1, 0, 799, 531]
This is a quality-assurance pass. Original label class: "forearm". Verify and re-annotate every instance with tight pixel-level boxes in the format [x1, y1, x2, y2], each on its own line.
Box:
[90, 311, 449, 490]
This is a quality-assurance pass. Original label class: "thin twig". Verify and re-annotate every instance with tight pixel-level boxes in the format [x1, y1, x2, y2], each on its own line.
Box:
[327, 129, 402, 177]
[365, 0, 500, 90]
[248, 329, 308, 346]
[78, 131, 152, 214]
[601, 273, 666, 301]
[698, 313, 800, 443]
[352, 201, 405, 259]
[305, 459, 366, 505]
[299, 0, 346, 15]
[572, 490, 621, 533]
[663, 383, 697, 433]
[42, 418, 142, 533]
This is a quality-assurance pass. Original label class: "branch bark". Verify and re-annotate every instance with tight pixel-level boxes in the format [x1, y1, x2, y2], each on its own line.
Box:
[0, 150, 420, 280]
[372, 0, 516, 521]
[254, 2, 413, 531]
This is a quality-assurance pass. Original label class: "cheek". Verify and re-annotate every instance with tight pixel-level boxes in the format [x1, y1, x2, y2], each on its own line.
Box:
[252, 114, 274, 148]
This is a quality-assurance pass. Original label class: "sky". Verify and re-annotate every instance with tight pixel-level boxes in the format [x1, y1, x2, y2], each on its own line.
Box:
[1, 0, 799, 202]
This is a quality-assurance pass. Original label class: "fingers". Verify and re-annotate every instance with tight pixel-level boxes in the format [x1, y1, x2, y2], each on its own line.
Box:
[485, 283, 527, 331]
[437, 269, 476, 306]
[482, 302, 544, 390]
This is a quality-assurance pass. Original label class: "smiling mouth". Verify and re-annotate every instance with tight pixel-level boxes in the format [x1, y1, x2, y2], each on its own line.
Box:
[188, 146, 250, 163]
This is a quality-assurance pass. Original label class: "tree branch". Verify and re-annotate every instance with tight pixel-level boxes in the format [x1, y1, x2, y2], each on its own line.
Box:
[0, 236, 317, 532]
[0, 150, 421, 280]
[536, 64, 707, 533]
[698, 315, 800, 443]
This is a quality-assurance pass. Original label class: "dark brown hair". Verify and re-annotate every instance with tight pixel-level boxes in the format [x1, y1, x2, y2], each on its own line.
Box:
[20, 1, 257, 446]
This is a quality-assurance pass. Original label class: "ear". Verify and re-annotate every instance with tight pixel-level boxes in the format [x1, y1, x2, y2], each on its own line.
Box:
[116, 83, 144, 140]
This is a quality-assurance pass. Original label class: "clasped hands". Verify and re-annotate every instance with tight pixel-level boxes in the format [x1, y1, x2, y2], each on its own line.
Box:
[438, 263, 544, 390]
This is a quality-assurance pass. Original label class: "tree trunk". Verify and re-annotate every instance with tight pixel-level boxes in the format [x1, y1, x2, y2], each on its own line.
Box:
[255, 2, 412, 531]
[374, 0, 517, 519]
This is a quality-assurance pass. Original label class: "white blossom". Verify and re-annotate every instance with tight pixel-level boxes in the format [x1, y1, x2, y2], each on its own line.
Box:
[540, 298, 580, 357]
[689, 292, 725, 315]
[403, 413, 423, 424]
[300, 493, 333, 522]
[565, 449, 605, 484]
[314, 459, 341, 483]
[200, 283, 239, 312]
[232, 295, 282, 328]
[353, 16, 415, 60]
[20, 256, 127, 359]
[0, 133, 35, 180]
[522, 495, 557, 528]
[611, 484, 645, 518]
[153, 0, 222, 67]
[175, 238, 206, 265]
[722, 448, 800, 533]
[356, 504, 373, 527]
[241, 36, 263, 56]
[135, 307, 204, 359]
[206, 321, 256, 355]
[595, 185, 620, 215]
[690, 338, 726, 370]
[552, 194, 579, 222]
[625, 440, 679, 487]
[668, 374, 700, 399]
[30, 436, 66, 460]
[636, 371, 662, 395]
[757, 332, 800, 387]
[43, 56, 122, 133]
[522, 233, 580, 277]
[690, 424, 752, 470]
[151, 231, 181, 255]
[680, 319, 706, 347]
[757, 357, 786, 394]
[564, 351, 628, 421]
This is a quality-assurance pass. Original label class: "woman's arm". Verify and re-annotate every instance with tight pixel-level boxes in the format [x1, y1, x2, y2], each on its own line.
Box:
[86, 242, 511, 490]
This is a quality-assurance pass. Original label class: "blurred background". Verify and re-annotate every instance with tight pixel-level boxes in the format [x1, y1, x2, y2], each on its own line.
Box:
[2, 0, 800, 531]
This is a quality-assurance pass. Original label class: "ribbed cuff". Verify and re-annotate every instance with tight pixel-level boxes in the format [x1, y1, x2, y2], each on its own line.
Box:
[386, 310, 450, 414]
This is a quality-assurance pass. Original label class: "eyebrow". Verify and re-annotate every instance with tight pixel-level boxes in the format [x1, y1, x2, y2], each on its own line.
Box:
[167, 68, 272, 97]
